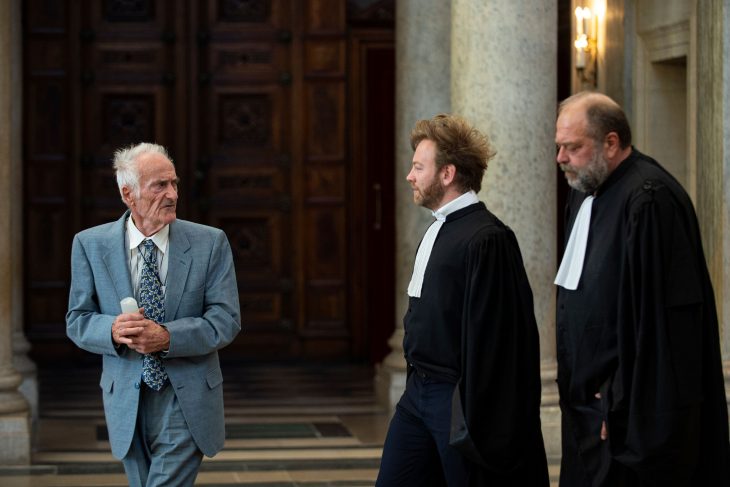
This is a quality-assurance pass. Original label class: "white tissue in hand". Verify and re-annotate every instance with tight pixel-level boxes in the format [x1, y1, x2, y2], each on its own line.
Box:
[120, 297, 139, 314]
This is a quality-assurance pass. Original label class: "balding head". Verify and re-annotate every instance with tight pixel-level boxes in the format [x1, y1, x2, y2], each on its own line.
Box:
[558, 91, 632, 149]
[555, 92, 634, 193]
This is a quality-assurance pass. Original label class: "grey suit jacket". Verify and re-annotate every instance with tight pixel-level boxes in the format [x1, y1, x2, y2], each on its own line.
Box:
[66, 211, 241, 459]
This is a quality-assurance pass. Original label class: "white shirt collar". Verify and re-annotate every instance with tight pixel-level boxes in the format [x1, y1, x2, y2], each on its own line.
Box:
[126, 216, 170, 253]
[432, 190, 479, 222]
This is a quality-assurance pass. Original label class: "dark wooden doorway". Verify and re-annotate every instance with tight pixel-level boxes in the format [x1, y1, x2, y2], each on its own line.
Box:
[349, 27, 395, 364]
[22, 0, 395, 365]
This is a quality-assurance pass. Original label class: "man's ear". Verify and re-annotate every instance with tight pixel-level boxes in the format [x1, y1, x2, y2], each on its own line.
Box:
[440, 163, 456, 186]
[603, 132, 621, 159]
[121, 186, 134, 207]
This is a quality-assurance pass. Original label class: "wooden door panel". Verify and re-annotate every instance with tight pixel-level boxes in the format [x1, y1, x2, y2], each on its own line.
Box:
[23, 0, 74, 351]
[79, 79, 172, 227]
[302, 205, 347, 341]
[219, 212, 285, 278]
[23, 0, 373, 364]
[208, 42, 287, 82]
[297, 0, 349, 356]
[192, 0, 297, 358]
[304, 83, 345, 159]
[303, 208, 346, 280]
[83, 89, 167, 153]
[206, 87, 288, 160]
[205, 0, 288, 31]
[26, 80, 69, 159]
[77, 0, 184, 229]
[213, 212, 293, 331]
[26, 208, 70, 283]
[87, 0, 172, 33]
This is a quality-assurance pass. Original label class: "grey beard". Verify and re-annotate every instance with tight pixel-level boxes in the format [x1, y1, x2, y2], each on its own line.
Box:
[561, 152, 609, 194]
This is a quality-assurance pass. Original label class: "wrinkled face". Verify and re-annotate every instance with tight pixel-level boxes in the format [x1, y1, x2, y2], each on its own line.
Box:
[125, 152, 179, 235]
[406, 139, 446, 210]
[555, 108, 609, 194]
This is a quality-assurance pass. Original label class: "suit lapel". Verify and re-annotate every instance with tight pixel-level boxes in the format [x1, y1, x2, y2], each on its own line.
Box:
[103, 211, 134, 304]
[165, 220, 191, 320]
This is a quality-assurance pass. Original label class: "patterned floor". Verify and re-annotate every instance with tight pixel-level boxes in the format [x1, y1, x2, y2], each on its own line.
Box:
[2, 362, 559, 486]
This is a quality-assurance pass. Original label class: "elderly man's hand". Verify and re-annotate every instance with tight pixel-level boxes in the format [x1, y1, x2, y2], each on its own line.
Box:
[131, 316, 170, 354]
[112, 308, 170, 353]
[112, 310, 144, 347]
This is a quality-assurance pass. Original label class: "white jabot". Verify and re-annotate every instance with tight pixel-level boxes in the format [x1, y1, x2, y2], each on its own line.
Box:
[407, 191, 480, 298]
[554, 195, 594, 290]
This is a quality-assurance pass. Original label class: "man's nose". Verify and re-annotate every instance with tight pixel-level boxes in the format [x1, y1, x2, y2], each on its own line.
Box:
[556, 146, 568, 164]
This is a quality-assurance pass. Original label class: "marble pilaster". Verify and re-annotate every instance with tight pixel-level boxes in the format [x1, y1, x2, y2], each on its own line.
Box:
[0, 0, 31, 464]
[451, 0, 560, 457]
[723, 0, 730, 380]
[703, 0, 730, 411]
[375, 0, 452, 410]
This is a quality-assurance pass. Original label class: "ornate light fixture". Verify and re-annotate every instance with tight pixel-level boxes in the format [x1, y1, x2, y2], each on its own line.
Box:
[574, 1, 605, 86]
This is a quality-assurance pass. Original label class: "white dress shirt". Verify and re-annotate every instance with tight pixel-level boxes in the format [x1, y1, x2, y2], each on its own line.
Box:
[125, 217, 170, 300]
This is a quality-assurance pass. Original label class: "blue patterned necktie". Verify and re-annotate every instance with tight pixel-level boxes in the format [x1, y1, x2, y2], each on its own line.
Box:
[139, 239, 168, 390]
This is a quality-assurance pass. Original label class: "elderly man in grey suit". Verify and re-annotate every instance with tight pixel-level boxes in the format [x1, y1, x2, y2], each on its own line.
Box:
[67, 142, 241, 486]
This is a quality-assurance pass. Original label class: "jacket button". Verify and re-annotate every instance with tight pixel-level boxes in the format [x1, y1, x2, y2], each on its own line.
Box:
[134, 382, 140, 389]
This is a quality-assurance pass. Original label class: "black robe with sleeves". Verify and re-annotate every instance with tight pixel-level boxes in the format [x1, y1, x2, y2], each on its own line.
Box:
[404, 202, 548, 486]
[557, 149, 730, 486]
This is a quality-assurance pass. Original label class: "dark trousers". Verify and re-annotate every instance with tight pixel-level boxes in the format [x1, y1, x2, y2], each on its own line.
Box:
[376, 371, 470, 487]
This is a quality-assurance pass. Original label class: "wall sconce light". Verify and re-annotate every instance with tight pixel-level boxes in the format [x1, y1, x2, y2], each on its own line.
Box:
[574, 1, 604, 86]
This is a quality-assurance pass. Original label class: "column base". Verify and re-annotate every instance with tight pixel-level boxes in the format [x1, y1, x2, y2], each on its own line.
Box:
[374, 328, 407, 412]
[17, 374, 37, 450]
[540, 405, 562, 461]
[0, 413, 30, 464]
[14, 332, 38, 438]
[374, 362, 407, 413]
[540, 360, 561, 459]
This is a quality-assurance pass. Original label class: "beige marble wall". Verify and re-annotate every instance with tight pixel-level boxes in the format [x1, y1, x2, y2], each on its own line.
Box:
[0, 0, 31, 465]
[375, 0, 452, 409]
[451, 0, 560, 456]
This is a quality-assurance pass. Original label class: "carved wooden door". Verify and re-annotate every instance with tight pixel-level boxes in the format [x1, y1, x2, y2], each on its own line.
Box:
[23, 0, 359, 362]
[76, 0, 187, 228]
[187, 0, 299, 358]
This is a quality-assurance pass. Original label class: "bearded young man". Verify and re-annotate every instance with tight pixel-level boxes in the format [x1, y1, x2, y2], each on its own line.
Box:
[554, 92, 730, 486]
[375, 114, 548, 486]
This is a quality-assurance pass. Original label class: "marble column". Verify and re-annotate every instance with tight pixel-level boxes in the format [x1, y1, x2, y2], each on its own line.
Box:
[696, 0, 730, 413]
[375, 0, 452, 410]
[451, 0, 560, 457]
[0, 0, 31, 464]
[724, 0, 730, 411]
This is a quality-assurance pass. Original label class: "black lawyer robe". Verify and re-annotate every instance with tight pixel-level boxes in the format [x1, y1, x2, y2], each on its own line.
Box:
[556, 149, 730, 486]
[404, 202, 548, 486]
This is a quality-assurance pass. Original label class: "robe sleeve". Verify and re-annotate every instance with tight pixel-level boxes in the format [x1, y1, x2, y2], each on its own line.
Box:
[450, 225, 545, 477]
[610, 180, 707, 483]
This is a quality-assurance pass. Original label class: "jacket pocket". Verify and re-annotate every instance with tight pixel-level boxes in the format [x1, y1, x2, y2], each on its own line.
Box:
[206, 368, 223, 389]
[99, 372, 114, 394]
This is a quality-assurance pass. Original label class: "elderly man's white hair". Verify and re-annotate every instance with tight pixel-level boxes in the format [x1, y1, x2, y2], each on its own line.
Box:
[112, 142, 172, 200]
